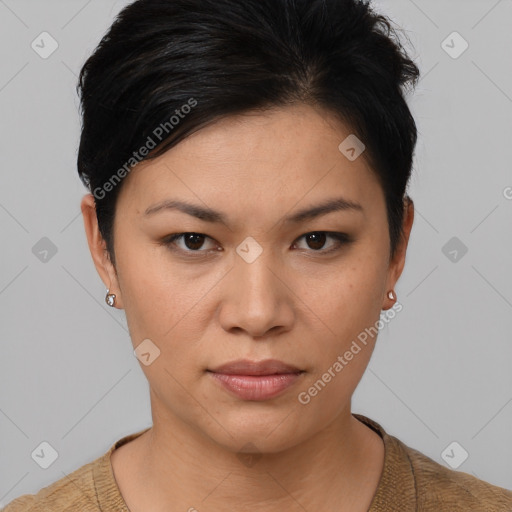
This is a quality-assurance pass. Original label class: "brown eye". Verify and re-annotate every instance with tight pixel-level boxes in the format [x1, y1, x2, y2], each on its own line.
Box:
[293, 231, 351, 254]
[304, 232, 327, 250]
[182, 233, 206, 250]
[162, 233, 218, 253]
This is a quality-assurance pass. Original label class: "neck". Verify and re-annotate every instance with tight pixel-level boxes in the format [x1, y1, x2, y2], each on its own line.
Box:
[113, 395, 384, 512]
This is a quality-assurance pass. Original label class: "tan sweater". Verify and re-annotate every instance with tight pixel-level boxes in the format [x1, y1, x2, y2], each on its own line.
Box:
[3, 414, 512, 511]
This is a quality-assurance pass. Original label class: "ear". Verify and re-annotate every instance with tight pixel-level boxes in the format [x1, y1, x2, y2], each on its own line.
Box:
[81, 194, 124, 309]
[383, 196, 414, 309]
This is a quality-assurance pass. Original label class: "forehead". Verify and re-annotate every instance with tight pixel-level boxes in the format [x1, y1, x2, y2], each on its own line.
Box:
[117, 104, 384, 222]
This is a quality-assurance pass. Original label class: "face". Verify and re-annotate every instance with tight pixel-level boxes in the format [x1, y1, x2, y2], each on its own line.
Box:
[82, 103, 413, 453]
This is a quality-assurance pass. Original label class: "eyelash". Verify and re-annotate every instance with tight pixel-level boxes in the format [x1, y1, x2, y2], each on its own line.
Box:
[160, 231, 352, 257]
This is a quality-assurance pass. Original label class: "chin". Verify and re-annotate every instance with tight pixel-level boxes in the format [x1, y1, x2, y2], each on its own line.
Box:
[202, 406, 311, 455]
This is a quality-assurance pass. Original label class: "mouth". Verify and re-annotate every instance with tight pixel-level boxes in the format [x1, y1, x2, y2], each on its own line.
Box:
[206, 359, 305, 401]
[208, 358, 303, 376]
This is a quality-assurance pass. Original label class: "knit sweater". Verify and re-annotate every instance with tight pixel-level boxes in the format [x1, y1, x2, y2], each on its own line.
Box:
[3, 414, 512, 511]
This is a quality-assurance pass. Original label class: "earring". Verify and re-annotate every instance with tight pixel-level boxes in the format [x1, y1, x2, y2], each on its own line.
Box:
[387, 290, 396, 302]
[105, 289, 116, 307]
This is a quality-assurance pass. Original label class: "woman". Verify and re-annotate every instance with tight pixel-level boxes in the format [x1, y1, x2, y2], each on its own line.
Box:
[4, 0, 512, 510]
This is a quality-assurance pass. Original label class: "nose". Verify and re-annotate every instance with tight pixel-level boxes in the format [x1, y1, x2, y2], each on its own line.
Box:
[218, 248, 295, 339]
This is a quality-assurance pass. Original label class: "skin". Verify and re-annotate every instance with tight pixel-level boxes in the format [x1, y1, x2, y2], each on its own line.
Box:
[81, 103, 414, 512]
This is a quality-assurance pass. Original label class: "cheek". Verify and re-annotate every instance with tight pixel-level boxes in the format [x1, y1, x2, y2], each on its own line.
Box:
[115, 244, 181, 341]
[304, 259, 386, 346]
[116, 244, 221, 363]
[296, 269, 383, 417]
[296, 254, 387, 408]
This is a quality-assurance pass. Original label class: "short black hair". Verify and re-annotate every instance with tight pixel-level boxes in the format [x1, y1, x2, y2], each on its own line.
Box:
[77, 0, 420, 266]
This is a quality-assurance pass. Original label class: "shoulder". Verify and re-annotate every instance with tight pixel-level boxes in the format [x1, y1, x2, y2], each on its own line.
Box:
[399, 439, 512, 511]
[1, 428, 150, 512]
[1, 453, 106, 512]
[354, 414, 512, 512]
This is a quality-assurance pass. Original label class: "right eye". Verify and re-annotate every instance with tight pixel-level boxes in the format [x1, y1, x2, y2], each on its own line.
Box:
[161, 232, 221, 255]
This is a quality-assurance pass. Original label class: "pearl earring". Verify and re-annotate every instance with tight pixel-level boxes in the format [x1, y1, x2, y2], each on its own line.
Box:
[105, 289, 116, 307]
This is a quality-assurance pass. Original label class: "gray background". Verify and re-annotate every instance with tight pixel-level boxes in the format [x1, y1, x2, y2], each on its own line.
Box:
[1, 0, 511, 506]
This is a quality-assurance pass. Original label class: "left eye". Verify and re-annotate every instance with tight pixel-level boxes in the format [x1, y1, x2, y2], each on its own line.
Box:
[162, 231, 350, 255]
[292, 232, 350, 253]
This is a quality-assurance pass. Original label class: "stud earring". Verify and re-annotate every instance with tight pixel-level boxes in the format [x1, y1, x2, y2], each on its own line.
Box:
[105, 289, 116, 307]
[387, 290, 396, 302]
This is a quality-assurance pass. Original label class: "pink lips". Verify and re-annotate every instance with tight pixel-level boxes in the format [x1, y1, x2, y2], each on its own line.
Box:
[207, 359, 304, 401]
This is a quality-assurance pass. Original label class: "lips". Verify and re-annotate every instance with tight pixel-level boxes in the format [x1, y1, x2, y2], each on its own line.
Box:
[207, 359, 304, 401]
[208, 358, 303, 376]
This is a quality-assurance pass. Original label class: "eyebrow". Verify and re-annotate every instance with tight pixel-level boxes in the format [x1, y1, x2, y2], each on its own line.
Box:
[144, 197, 363, 225]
